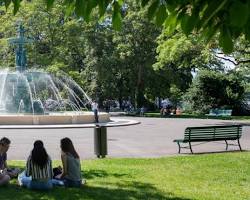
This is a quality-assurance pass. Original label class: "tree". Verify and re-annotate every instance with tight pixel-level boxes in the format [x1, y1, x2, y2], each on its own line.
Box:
[2, 0, 250, 53]
[154, 31, 223, 71]
[152, 30, 224, 104]
[215, 36, 250, 67]
[82, 1, 162, 108]
[184, 70, 245, 115]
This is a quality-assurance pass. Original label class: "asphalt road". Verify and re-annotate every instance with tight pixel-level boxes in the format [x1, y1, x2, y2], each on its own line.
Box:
[2, 117, 250, 160]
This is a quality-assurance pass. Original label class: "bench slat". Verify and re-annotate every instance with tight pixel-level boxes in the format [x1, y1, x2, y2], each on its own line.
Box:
[185, 130, 240, 134]
[185, 127, 241, 132]
[182, 125, 242, 141]
[184, 133, 240, 136]
[174, 125, 242, 153]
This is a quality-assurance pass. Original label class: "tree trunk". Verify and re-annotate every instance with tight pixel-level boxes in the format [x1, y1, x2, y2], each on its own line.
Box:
[135, 64, 145, 108]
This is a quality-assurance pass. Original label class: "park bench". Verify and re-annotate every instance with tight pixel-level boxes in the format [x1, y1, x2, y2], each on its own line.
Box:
[173, 125, 242, 153]
[206, 109, 232, 116]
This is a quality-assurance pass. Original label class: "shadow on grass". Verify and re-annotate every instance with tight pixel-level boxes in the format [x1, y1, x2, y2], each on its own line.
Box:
[1, 167, 192, 200]
[0, 181, 192, 200]
[83, 169, 128, 180]
[187, 149, 248, 155]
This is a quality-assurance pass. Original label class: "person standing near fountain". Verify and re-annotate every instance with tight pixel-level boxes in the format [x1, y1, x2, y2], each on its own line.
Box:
[18, 140, 53, 190]
[91, 100, 99, 123]
[55, 138, 82, 187]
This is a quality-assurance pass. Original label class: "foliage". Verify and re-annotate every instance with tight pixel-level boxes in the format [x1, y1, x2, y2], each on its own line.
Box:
[2, 0, 250, 53]
[82, 1, 162, 107]
[0, 0, 247, 111]
[169, 84, 182, 109]
[153, 30, 224, 102]
[4, 153, 250, 200]
[0, 0, 166, 107]
[184, 70, 245, 114]
[154, 30, 223, 71]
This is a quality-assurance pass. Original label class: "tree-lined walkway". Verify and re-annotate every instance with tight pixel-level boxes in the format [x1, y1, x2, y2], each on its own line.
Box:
[3, 117, 250, 160]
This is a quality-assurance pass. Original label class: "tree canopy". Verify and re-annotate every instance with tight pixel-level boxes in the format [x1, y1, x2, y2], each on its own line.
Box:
[0, 0, 248, 113]
[184, 70, 245, 115]
[1, 0, 250, 53]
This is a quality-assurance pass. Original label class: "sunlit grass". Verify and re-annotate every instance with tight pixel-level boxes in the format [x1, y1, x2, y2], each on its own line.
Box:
[144, 112, 250, 120]
[2, 152, 250, 200]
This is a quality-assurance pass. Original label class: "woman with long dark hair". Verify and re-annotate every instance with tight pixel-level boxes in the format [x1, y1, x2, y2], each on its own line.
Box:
[18, 140, 53, 190]
[55, 137, 82, 187]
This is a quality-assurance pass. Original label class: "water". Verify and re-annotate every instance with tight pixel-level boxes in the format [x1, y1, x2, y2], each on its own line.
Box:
[0, 24, 92, 116]
[18, 99, 25, 113]
[0, 69, 92, 115]
[0, 69, 8, 112]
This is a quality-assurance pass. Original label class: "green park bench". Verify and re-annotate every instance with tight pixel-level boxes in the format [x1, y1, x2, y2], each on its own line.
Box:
[173, 125, 242, 153]
[206, 109, 232, 116]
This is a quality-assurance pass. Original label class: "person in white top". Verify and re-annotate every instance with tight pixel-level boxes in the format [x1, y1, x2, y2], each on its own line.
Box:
[91, 101, 99, 123]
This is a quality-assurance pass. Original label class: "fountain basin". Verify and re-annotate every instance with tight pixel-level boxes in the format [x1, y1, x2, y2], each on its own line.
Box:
[0, 112, 110, 125]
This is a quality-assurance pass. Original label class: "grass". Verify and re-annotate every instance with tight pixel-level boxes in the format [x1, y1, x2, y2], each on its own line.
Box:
[1, 152, 250, 200]
[142, 112, 250, 120]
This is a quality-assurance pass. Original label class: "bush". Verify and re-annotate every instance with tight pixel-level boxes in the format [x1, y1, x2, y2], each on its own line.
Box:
[184, 70, 245, 115]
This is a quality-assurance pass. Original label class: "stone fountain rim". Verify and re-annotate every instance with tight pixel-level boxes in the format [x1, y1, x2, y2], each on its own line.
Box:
[0, 117, 140, 129]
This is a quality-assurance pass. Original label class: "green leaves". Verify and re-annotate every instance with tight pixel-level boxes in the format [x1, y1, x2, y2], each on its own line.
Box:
[219, 27, 233, 54]
[155, 4, 167, 26]
[141, 0, 150, 7]
[4, 0, 11, 10]
[147, 0, 159, 20]
[229, 1, 249, 28]
[147, 1, 168, 26]
[186, 70, 245, 114]
[75, 0, 86, 18]
[72, 0, 99, 22]
[200, 0, 227, 29]
[46, 0, 55, 9]
[98, 0, 110, 17]
[2, 0, 250, 54]
[245, 19, 250, 41]
[112, 1, 122, 30]
[12, 0, 20, 15]
[181, 10, 199, 36]
[164, 11, 177, 34]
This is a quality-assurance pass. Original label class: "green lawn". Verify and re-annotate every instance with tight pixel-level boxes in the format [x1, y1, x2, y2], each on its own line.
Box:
[2, 152, 250, 200]
[143, 112, 250, 120]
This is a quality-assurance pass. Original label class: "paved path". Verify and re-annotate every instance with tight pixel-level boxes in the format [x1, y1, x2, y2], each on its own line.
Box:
[2, 117, 250, 160]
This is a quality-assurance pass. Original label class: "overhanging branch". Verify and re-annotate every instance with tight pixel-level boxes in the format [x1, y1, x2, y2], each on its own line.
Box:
[214, 54, 250, 65]
[214, 54, 237, 65]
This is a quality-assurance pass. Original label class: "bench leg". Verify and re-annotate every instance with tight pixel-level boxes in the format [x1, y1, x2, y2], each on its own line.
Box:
[189, 142, 193, 154]
[237, 139, 242, 151]
[177, 142, 181, 154]
[225, 140, 228, 150]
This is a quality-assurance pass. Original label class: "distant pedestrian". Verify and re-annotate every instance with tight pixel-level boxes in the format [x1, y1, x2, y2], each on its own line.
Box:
[91, 100, 99, 123]
[140, 106, 145, 116]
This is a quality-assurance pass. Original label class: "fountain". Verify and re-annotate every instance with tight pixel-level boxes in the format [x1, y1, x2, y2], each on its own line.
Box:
[0, 23, 139, 158]
[0, 24, 110, 125]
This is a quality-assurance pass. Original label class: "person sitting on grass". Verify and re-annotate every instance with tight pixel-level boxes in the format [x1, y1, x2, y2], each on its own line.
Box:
[0, 137, 20, 178]
[18, 140, 53, 190]
[55, 137, 82, 187]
